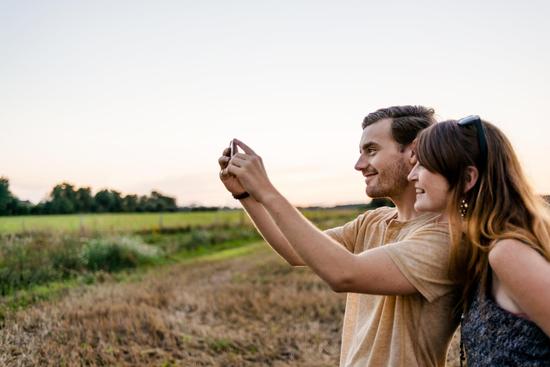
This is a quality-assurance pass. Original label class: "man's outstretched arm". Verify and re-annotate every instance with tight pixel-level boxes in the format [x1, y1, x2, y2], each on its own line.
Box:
[218, 148, 305, 266]
[224, 139, 418, 295]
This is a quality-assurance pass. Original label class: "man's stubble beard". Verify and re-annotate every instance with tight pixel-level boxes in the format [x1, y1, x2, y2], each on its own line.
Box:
[366, 158, 411, 199]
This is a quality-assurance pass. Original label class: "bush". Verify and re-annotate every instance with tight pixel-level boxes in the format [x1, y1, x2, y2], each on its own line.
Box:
[51, 242, 84, 276]
[0, 237, 60, 295]
[81, 237, 162, 272]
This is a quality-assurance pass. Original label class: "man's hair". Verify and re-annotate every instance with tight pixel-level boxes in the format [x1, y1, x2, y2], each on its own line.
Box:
[362, 105, 436, 148]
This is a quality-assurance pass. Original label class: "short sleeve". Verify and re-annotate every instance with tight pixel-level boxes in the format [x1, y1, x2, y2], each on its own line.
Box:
[324, 213, 366, 253]
[383, 224, 456, 302]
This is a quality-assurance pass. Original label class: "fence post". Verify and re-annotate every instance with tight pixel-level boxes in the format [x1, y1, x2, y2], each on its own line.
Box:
[79, 214, 84, 235]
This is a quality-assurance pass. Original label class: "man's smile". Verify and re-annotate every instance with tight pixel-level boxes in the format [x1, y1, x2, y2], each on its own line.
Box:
[364, 172, 377, 183]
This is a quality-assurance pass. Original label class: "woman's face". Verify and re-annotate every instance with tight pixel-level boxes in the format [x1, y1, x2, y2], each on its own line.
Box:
[407, 162, 450, 213]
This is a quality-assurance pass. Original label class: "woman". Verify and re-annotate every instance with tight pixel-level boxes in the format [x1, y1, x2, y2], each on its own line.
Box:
[407, 116, 550, 366]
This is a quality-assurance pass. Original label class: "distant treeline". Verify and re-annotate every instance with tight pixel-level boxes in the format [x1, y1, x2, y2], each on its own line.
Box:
[3, 175, 545, 217]
[0, 178, 178, 216]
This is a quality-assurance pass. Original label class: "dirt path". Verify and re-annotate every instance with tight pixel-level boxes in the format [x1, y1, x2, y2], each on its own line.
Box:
[0, 242, 460, 366]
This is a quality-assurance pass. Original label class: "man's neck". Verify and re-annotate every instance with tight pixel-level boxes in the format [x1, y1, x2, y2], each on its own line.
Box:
[390, 186, 419, 222]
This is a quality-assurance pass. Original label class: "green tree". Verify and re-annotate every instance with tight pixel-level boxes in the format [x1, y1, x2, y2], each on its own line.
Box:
[94, 189, 113, 212]
[49, 183, 77, 214]
[13, 200, 32, 215]
[366, 198, 395, 209]
[93, 189, 123, 212]
[122, 194, 138, 212]
[75, 187, 94, 212]
[0, 177, 13, 215]
[0, 177, 29, 216]
[110, 190, 123, 212]
[150, 190, 177, 212]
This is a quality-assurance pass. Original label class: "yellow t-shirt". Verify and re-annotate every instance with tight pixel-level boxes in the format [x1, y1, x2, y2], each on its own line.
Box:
[325, 207, 460, 367]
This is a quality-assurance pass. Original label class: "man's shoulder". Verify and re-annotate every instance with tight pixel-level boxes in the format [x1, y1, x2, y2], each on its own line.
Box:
[398, 213, 450, 247]
[404, 212, 448, 232]
[338, 206, 396, 229]
[361, 206, 397, 223]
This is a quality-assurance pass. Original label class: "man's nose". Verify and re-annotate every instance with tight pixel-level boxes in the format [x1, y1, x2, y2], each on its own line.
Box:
[354, 155, 367, 171]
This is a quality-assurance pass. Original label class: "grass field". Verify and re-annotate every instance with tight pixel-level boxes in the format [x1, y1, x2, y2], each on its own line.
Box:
[0, 209, 364, 235]
[0, 208, 463, 366]
[0, 211, 246, 234]
[0, 209, 363, 302]
[0, 207, 461, 365]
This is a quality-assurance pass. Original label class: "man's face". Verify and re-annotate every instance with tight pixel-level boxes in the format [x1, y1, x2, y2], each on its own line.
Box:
[354, 118, 413, 199]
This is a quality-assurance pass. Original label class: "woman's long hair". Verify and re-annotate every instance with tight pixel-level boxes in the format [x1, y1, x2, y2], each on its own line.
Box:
[415, 119, 550, 311]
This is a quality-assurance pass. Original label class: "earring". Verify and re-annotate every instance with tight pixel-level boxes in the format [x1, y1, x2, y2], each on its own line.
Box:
[460, 198, 469, 218]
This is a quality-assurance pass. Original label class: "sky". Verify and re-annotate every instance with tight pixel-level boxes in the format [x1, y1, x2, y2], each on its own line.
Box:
[1, 0, 549, 207]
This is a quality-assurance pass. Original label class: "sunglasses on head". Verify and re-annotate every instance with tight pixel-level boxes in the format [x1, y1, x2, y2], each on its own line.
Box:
[458, 115, 488, 165]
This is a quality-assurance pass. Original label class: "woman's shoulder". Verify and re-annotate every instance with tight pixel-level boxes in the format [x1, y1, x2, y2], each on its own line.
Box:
[489, 239, 541, 271]
[489, 239, 550, 299]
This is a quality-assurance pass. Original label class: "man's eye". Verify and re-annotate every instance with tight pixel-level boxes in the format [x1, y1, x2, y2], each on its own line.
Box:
[367, 149, 376, 155]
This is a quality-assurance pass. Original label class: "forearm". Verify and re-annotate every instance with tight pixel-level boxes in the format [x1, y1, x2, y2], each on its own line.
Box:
[239, 195, 305, 266]
[259, 190, 356, 288]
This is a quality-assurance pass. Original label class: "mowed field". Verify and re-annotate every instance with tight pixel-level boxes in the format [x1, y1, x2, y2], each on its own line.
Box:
[0, 210, 461, 366]
[1, 243, 461, 366]
[1, 243, 345, 366]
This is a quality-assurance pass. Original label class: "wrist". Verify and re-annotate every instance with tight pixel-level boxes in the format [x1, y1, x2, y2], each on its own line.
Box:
[232, 191, 250, 200]
[256, 187, 280, 204]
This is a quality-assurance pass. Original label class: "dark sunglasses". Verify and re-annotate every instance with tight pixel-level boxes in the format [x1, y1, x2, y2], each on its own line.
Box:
[458, 115, 488, 165]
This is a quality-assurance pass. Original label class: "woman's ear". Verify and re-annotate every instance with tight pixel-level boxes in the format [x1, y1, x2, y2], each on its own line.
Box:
[464, 166, 479, 193]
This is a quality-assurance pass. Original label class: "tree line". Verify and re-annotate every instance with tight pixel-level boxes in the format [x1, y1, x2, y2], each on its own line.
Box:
[3, 176, 548, 217]
[0, 178, 178, 216]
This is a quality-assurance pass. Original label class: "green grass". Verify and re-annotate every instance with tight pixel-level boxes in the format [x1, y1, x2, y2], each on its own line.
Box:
[0, 211, 248, 234]
[0, 225, 262, 296]
[0, 208, 363, 235]
[179, 240, 263, 262]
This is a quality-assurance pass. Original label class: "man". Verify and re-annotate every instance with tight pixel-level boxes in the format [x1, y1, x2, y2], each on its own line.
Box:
[218, 106, 460, 367]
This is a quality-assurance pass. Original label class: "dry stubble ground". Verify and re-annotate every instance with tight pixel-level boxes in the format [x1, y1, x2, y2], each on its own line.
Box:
[0, 242, 460, 366]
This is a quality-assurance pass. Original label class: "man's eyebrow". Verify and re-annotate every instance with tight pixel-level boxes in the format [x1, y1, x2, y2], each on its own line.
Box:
[360, 142, 380, 152]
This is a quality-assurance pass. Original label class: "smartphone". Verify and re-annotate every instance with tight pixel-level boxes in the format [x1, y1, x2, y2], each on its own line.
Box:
[229, 139, 238, 157]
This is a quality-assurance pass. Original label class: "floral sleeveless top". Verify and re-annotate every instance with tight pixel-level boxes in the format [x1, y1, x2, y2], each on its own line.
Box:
[461, 285, 550, 366]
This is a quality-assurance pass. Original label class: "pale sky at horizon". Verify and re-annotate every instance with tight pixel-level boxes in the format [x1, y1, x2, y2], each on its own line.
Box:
[2, 0, 549, 208]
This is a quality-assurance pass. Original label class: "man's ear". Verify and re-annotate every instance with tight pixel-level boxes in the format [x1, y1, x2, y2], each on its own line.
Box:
[464, 166, 479, 193]
[407, 139, 418, 166]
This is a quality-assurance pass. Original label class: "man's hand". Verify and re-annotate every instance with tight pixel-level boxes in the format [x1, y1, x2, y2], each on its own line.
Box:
[222, 139, 277, 203]
[218, 146, 246, 195]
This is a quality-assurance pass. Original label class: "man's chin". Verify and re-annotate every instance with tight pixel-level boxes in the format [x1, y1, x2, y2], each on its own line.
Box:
[365, 187, 388, 198]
